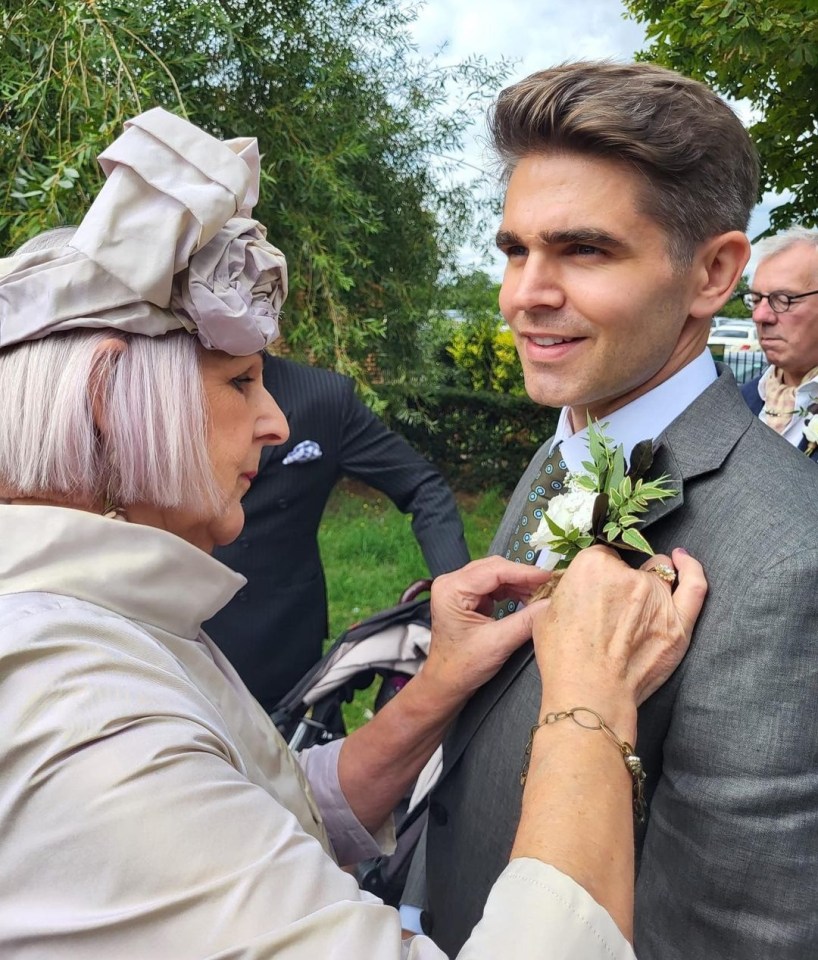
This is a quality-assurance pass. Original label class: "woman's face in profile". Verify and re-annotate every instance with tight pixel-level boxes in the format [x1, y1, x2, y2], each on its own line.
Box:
[196, 350, 288, 548]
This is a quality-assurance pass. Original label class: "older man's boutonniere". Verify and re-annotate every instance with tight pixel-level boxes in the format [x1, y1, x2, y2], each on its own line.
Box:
[802, 413, 818, 457]
[530, 419, 677, 593]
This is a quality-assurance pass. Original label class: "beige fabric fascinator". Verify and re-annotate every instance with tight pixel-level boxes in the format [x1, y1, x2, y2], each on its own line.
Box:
[0, 108, 287, 356]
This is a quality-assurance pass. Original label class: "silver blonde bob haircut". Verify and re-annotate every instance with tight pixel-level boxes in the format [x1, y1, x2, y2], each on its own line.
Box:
[0, 229, 223, 513]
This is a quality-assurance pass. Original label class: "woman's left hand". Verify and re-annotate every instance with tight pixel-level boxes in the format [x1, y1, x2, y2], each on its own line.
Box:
[420, 557, 552, 708]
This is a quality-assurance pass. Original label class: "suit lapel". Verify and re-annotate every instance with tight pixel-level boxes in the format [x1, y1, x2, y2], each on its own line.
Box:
[443, 441, 555, 768]
[443, 367, 752, 777]
[652, 366, 752, 480]
[444, 641, 535, 773]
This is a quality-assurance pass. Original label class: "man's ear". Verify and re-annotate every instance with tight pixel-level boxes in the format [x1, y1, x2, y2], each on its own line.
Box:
[688, 230, 751, 319]
[89, 337, 126, 433]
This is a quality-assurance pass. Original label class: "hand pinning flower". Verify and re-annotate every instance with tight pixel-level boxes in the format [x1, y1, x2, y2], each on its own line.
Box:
[531, 418, 677, 572]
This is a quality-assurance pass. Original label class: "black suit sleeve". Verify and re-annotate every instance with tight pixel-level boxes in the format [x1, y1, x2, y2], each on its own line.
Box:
[335, 379, 470, 577]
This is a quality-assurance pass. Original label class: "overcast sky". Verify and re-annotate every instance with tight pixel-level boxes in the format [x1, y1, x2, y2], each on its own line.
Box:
[407, 0, 777, 276]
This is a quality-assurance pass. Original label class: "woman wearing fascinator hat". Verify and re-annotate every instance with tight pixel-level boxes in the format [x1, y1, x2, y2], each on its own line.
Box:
[0, 110, 706, 959]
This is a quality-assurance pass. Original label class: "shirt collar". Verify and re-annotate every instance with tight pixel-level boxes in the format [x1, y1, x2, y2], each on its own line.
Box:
[552, 349, 717, 473]
[0, 505, 245, 639]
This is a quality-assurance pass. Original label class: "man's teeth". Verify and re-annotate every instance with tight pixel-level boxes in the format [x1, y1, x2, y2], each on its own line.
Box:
[531, 336, 576, 346]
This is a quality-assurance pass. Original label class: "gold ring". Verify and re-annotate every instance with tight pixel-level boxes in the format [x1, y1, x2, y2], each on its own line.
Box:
[650, 563, 676, 585]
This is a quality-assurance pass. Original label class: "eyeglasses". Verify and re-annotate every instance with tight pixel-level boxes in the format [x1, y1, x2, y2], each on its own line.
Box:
[743, 288, 818, 313]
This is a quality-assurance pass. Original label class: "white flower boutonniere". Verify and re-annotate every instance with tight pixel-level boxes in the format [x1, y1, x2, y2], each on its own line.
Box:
[531, 418, 678, 576]
[530, 486, 597, 570]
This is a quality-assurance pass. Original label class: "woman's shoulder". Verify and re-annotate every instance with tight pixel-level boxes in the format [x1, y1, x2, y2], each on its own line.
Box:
[0, 591, 223, 729]
[0, 589, 163, 656]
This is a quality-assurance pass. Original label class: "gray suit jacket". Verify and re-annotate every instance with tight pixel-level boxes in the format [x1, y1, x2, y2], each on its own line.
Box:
[419, 367, 818, 959]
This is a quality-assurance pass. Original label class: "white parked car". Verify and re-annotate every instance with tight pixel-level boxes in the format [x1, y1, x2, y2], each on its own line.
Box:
[710, 315, 753, 329]
[707, 323, 760, 351]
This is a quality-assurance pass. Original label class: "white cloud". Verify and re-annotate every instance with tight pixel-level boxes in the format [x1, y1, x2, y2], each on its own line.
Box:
[406, 0, 781, 274]
[410, 0, 645, 73]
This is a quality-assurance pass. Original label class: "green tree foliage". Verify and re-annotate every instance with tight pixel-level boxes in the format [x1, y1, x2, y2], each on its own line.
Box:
[718, 276, 752, 320]
[718, 297, 751, 320]
[0, 0, 508, 390]
[380, 382, 555, 493]
[624, 0, 818, 232]
[437, 269, 502, 319]
[415, 269, 522, 396]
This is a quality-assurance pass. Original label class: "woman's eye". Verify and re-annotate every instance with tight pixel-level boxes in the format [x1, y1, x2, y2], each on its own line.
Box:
[230, 376, 254, 391]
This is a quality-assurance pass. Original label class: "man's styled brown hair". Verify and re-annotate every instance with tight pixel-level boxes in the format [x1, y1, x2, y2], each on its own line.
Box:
[489, 61, 760, 265]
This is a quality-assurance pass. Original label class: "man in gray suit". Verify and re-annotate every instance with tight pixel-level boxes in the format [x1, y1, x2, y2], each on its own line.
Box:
[411, 62, 818, 958]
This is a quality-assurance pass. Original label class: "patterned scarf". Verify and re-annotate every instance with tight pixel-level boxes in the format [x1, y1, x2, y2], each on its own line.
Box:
[761, 365, 818, 434]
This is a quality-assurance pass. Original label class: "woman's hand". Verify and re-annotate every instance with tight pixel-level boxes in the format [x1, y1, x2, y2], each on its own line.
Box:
[533, 545, 707, 711]
[513, 545, 706, 938]
[339, 557, 552, 833]
[420, 557, 552, 709]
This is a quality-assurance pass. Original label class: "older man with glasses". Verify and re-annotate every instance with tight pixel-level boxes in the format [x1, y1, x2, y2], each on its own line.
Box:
[741, 226, 818, 457]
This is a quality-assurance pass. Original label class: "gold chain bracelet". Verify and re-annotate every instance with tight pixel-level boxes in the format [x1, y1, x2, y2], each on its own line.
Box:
[520, 706, 646, 823]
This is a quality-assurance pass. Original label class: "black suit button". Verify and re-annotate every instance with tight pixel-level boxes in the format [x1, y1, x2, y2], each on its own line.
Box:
[429, 800, 448, 826]
[420, 910, 433, 935]
[236, 590, 247, 603]
[276, 498, 289, 510]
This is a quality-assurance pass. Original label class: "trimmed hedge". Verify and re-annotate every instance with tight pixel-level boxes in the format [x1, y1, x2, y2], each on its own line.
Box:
[378, 384, 559, 495]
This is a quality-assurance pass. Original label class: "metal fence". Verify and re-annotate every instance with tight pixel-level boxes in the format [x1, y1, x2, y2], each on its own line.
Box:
[708, 345, 766, 385]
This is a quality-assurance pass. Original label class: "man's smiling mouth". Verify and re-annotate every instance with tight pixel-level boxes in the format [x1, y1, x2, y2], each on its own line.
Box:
[530, 335, 581, 346]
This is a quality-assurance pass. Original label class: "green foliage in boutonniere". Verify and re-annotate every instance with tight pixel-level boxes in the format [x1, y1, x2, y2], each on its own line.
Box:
[530, 417, 678, 570]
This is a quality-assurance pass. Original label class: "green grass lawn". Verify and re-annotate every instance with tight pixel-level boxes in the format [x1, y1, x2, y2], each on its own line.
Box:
[318, 479, 506, 729]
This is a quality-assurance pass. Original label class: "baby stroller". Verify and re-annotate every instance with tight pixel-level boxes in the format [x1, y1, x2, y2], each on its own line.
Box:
[269, 579, 436, 905]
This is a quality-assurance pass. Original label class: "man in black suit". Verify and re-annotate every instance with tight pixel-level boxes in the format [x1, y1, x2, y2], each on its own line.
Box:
[741, 227, 818, 459]
[205, 354, 470, 711]
[406, 62, 818, 959]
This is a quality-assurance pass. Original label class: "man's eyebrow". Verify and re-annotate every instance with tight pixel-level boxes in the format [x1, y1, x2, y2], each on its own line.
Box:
[541, 228, 628, 250]
[495, 227, 629, 251]
[495, 229, 520, 249]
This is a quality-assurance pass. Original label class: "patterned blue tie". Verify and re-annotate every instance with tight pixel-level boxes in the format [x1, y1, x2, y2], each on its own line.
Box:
[495, 444, 567, 619]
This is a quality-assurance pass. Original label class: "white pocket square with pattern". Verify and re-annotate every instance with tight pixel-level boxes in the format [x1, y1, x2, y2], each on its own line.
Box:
[282, 440, 323, 465]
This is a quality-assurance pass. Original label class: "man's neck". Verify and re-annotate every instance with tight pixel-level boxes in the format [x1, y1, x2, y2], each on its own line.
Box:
[567, 329, 711, 431]
[554, 349, 718, 472]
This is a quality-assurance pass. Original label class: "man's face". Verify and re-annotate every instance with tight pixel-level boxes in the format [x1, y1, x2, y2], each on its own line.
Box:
[751, 244, 818, 385]
[497, 152, 709, 423]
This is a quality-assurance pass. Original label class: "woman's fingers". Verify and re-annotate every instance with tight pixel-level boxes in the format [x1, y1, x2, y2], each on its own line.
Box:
[669, 547, 708, 640]
[533, 545, 708, 707]
[629, 548, 707, 702]
[427, 548, 707, 708]
[640, 549, 708, 638]
[642, 554, 678, 588]
[424, 557, 555, 702]
[432, 556, 553, 611]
